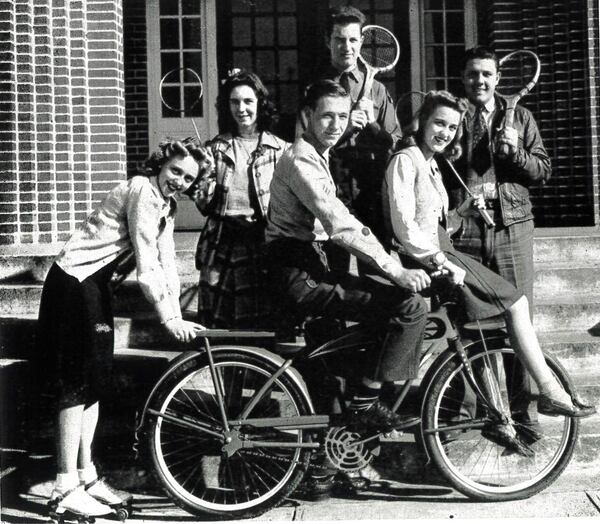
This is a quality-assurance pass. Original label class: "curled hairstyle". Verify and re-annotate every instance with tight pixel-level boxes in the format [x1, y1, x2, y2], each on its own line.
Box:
[326, 6, 366, 38]
[401, 90, 468, 161]
[144, 137, 213, 179]
[301, 79, 349, 111]
[216, 70, 277, 134]
[461, 46, 499, 72]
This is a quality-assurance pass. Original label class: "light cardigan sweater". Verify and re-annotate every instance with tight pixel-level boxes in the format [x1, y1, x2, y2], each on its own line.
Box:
[383, 146, 454, 261]
[56, 176, 181, 322]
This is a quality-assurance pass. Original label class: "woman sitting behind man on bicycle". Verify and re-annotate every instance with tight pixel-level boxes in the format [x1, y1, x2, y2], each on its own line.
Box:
[383, 90, 595, 424]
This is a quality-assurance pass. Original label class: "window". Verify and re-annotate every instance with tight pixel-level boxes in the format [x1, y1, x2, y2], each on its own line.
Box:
[228, 0, 299, 115]
[147, 0, 218, 229]
[410, 0, 477, 94]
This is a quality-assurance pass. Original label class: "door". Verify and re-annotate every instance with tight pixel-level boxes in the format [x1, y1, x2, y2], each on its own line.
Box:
[147, 0, 218, 229]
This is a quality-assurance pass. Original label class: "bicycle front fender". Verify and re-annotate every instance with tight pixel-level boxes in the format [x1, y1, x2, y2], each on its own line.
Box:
[134, 345, 313, 438]
[416, 334, 510, 461]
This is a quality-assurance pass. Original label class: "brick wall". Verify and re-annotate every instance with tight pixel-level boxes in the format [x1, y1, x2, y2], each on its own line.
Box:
[0, 0, 126, 246]
[588, 0, 600, 226]
[486, 0, 599, 227]
[123, 0, 148, 178]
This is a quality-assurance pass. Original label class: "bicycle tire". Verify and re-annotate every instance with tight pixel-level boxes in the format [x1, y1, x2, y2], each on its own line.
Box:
[422, 345, 579, 501]
[146, 350, 312, 520]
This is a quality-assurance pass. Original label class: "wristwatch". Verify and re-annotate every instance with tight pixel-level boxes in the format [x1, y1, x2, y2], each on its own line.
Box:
[430, 251, 447, 268]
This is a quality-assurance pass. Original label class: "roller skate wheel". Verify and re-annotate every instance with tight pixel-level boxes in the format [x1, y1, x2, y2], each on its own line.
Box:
[116, 507, 129, 521]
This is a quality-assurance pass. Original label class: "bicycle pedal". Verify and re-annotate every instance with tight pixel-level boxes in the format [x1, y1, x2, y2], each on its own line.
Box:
[379, 429, 407, 442]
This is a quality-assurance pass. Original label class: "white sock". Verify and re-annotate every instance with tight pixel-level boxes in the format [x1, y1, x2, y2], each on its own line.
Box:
[55, 472, 79, 494]
[78, 464, 98, 486]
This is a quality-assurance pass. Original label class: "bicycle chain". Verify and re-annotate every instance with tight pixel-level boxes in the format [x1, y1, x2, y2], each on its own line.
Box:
[239, 448, 335, 471]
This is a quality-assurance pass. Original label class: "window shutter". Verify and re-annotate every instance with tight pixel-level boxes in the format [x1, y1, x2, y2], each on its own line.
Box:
[486, 0, 598, 227]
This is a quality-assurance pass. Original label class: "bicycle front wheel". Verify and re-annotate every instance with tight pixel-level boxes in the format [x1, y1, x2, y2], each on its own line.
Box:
[422, 346, 579, 501]
[147, 350, 312, 520]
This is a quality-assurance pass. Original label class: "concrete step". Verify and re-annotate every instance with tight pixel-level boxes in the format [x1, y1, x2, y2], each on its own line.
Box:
[0, 280, 199, 317]
[533, 231, 600, 266]
[538, 330, 600, 373]
[533, 295, 600, 333]
[0, 233, 200, 283]
[534, 264, 600, 299]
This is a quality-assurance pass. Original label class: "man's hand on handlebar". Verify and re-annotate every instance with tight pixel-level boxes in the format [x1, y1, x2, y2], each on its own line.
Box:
[387, 265, 431, 293]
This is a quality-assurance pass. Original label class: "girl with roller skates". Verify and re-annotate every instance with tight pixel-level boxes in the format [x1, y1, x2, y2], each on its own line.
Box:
[36, 138, 211, 522]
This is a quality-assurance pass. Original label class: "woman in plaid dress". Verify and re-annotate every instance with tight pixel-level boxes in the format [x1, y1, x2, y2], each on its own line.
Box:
[194, 70, 290, 328]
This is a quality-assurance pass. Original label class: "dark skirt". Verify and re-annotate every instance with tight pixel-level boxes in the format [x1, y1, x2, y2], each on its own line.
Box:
[35, 261, 116, 406]
[402, 226, 521, 322]
[197, 219, 271, 329]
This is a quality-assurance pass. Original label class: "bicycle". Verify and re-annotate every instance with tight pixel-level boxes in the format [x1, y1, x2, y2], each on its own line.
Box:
[134, 282, 580, 520]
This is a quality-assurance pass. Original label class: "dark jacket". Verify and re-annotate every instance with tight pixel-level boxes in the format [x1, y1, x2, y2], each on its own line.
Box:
[445, 95, 551, 227]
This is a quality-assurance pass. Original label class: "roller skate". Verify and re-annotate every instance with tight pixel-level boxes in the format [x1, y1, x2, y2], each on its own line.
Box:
[84, 478, 133, 521]
[48, 485, 111, 523]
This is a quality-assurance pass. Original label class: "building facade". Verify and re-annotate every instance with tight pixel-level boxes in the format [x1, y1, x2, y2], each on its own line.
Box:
[1, 0, 599, 244]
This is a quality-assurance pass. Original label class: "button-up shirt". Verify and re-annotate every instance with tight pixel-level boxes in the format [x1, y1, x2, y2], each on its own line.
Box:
[57, 176, 181, 322]
[266, 135, 395, 272]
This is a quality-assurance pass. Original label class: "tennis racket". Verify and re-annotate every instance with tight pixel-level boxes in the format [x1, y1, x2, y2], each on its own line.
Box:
[359, 24, 400, 100]
[395, 90, 495, 228]
[495, 50, 541, 158]
[395, 90, 426, 135]
[159, 66, 204, 142]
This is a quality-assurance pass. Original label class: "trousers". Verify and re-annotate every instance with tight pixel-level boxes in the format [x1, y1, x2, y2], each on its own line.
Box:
[266, 238, 427, 382]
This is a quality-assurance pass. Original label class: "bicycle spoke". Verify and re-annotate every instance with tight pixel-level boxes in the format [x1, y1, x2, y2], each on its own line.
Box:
[425, 346, 577, 499]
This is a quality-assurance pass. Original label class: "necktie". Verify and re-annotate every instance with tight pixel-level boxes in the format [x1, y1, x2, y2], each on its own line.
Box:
[339, 72, 351, 96]
[472, 106, 491, 175]
[472, 106, 488, 147]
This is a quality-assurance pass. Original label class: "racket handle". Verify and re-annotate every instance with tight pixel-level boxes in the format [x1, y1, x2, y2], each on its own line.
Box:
[496, 106, 516, 159]
[479, 207, 495, 228]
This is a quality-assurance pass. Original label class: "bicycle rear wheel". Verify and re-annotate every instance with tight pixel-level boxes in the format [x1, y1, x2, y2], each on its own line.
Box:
[422, 346, 578, 501]
[147, 350, 312, 519]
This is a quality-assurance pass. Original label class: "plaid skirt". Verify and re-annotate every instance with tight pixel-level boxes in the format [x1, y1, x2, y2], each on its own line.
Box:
[197, 220, 271, 329]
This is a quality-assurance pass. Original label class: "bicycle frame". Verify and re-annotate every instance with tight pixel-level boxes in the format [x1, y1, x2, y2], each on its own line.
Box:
[136, 307, 512, 452]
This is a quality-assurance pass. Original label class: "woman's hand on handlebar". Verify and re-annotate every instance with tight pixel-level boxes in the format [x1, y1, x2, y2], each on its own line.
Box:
[442, 260, 466, 286]
[164, 318, 206, 343]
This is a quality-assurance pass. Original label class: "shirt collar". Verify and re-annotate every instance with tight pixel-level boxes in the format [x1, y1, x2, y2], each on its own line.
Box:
[468, 97, 496, 116]
[325, 63, 363, 84]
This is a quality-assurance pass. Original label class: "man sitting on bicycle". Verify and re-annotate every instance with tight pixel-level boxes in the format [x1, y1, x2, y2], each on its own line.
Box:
[265, 79, 429, 432]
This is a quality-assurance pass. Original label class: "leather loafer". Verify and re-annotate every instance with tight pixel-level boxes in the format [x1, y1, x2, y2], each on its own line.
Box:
[572, 392, 596, 410]
[537, 394, 597, 418]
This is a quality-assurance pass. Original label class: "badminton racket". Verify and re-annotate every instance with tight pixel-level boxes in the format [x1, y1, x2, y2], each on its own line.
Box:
[159, 66, 204, 142]
[495, 50, 541, 158]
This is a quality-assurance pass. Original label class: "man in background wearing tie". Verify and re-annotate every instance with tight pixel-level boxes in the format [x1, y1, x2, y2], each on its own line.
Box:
[445, 46, 551, 438]
[300, 6, 401, 271]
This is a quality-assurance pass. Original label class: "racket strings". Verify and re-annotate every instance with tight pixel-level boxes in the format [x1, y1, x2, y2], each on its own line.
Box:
[361, 28, 399, 69]
[497, 55, 539, 98]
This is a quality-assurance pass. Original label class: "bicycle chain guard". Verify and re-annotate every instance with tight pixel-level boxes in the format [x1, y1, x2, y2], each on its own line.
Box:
[324, 426, 374, 472]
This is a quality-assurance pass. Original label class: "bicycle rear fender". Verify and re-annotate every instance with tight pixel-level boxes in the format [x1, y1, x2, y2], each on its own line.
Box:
[134, 345, 313, 436]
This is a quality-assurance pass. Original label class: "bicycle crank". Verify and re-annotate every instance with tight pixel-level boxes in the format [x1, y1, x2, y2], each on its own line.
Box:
[324, 426, 379, 472]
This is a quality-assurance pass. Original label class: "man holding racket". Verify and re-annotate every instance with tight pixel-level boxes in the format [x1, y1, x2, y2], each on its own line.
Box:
[300, 6, 401, 265]
[445, 46, 551, 439]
